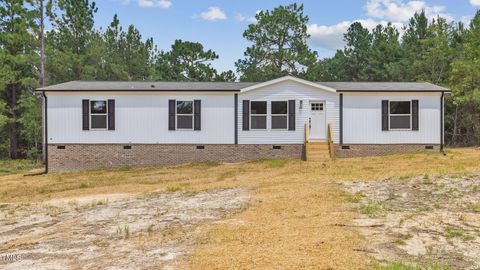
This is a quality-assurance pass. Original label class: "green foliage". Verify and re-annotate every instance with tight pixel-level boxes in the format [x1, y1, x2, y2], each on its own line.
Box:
[368, 23, 403, 81]
[0, 159, 41, 175]
[235, 3, 317, 81]
[0, 0, 39, 159]
[342, 22, 372, 81]
[17, 92, 42, 160]
[102, 15, 154, 81]
[152, 39, 227, 82]
[449, 11, 480, 145]
[46, 0, 100, 83]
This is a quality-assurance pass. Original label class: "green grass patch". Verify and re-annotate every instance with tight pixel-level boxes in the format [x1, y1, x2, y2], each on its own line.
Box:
[468, 204, 480, 213]
[444, 226, 464, 238]
[359, 202, 384, 217]
[344, 192, 363, 203]
[0, 159, 41, 176]
[265, 159, 288, 168]
[376, 261, 450, 270]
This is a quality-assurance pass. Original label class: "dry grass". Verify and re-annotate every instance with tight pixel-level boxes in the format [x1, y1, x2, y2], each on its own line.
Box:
[1, 148, 479, 269]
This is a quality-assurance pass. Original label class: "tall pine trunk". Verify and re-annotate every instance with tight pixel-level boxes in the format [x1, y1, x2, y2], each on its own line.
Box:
[8, 84, 19, 159]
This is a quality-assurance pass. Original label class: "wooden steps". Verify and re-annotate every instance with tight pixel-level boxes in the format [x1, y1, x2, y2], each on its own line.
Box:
[305, 141, 330, 161]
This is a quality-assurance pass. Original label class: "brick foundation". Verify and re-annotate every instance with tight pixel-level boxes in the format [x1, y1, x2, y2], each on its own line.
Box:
[335, 144, 441, 158]
[47, 144, 305, 172]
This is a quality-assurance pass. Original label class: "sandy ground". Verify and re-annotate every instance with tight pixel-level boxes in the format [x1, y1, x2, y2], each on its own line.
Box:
[0, 188, 248, 270]
[342, 173, 480, 269]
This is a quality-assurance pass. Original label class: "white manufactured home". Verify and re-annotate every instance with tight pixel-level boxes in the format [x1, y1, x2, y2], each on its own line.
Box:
[37, 76, 449, 172]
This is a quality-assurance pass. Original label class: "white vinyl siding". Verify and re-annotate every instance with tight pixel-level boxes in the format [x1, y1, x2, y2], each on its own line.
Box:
[343, 93, 441, 144]
[238, 80, 340, 144]
[47, 92, 234, 144]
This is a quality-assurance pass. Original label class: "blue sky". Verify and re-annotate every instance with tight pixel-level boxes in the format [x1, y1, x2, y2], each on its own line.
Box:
[97, 0, 479, 72]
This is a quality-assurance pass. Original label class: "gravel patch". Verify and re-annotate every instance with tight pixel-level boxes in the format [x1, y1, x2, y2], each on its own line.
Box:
[0, 188, 248, 269]
[341, 173, 480, 269]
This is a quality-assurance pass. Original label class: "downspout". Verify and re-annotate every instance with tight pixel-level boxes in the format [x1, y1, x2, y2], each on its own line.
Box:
[339, 93, 343, 145]
[234, 93, 238, 145]
[440, 92, 445, 155]
[43, 91, 48, 173]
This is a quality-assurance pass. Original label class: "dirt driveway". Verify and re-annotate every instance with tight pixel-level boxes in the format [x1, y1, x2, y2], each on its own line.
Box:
[0, 188, 248, 270]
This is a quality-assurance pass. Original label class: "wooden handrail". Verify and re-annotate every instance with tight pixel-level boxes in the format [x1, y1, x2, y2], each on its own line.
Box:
[327, 123, 335, 159]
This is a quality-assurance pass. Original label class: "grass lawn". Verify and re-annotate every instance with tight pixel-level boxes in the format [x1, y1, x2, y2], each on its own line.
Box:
[0, 159, 42, 176]
[0, 148, 479, 269]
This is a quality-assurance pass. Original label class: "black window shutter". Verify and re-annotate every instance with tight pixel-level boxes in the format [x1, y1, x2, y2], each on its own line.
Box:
[382, 100, 389, 131]
[412, 100, 419, 131]
[168, 99, 176, 130]
[108, 99, 115, 130]
[242, 100, 249, 131]
[194, 100, 201, 130]
[82, 99, 89, 130]
[288, 100, 295, 131]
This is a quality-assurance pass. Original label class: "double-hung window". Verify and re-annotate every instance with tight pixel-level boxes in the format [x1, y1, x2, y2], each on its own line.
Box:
[271, 101, 288, 129]
[250, 101, 267, 129]
[176, 101, 194, 129]
[389, 101, 411, 130]
[90, 100, 108, 129]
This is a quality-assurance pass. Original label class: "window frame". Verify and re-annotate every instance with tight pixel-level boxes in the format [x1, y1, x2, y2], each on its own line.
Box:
[388, 100, 412, 131]
[176, 100, 194, 130]
[250, 101, 268, 130]
[89, 100, 108, 130]
[271, 101, 289, 130]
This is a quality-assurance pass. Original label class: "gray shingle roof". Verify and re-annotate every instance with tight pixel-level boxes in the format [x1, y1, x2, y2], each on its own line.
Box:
[37, 81, 258, 91]
[319, 82, 450, 92]
[37, 80, 450, 92]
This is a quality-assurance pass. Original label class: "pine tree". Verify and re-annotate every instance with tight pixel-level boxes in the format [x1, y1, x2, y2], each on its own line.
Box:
[235, 3, 317, 81]
[0, 0, 39, 158]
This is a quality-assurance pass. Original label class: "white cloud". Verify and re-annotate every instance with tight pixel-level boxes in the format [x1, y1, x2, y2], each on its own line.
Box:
[137, 0, 172, 9]
[366, 0, 452, 22]
[114, 0, 130, 5]
[234, 13, 257, 23]
[471, 0, 480, 6]
[308, 19, 404, 51]
[199, 6, 227, 21]
[308, 0, 455, 52]
[308, 21, 352, 51]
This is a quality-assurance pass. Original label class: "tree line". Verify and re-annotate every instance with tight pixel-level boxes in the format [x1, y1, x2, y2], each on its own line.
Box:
[1, 1, 479, 159]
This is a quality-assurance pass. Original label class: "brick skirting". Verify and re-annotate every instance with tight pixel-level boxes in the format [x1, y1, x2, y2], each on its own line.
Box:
[47, 144, 305, 172]
[335, 144, 440, 158]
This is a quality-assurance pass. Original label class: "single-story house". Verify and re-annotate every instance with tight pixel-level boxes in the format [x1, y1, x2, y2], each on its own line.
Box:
[37, 76, 450, 172]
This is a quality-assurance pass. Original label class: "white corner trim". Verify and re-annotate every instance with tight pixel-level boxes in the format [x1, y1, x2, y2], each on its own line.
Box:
[240, 76, 337, 93]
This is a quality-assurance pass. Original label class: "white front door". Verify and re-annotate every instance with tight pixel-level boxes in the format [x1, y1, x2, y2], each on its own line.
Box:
[309, 101, 326, 140]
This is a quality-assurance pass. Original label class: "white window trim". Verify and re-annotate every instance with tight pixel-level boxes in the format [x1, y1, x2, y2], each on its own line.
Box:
[176, 100, 194, 130]
[271, 101, 289, 130]
[250, 101, 267, 130]
[90, 100, 108, 131]
[388, 100, 412, 131]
